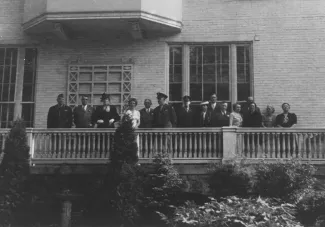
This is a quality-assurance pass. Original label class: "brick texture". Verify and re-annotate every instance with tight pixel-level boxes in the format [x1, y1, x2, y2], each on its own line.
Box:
[1, 0, 325, 127]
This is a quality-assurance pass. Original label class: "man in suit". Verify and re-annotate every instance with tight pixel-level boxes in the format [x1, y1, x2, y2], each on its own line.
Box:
[208, 93, 221, 127]
[216, 102, 230, 127]
[198, 101, 211, 127]
[139, 99, 154, 128]
[47, 94, 73, 128]
[176, 95, 195, 128]
[73, 95, 94, 128]
[153, 92, 177, 128]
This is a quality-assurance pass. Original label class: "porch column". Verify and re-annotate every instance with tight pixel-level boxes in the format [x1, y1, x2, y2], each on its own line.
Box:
[222, 127, 237, 163]
[14, 48, 25, 119]
[57, 189, 82, 227]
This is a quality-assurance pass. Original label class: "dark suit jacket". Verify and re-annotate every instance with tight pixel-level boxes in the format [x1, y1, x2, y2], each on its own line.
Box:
[241, 102, 261, 116]
[216, 111, 230, 127]
[153, 104, 177, 128]
[139, 108, 154, 128]
[275, 112, 297, 128]
[243, 111, 263, 127]
[208, 102, 221, 127]
[176, 106, 195, 127]
[73, 105, 94, 128]
[92, 105, 121, 128]
[198, 111, 211, 127]
[47, 104, 73, 128]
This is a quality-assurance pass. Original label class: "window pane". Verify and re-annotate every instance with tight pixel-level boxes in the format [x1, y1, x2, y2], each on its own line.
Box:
[1, 85, 9, 101]
[203, 65, 216, 83]
[217, 46, 230, 63]
[170, 47, 182, 64]
[203, 46, 215, 64]
[237, 45, 251, 101]
[169, 83, 182, 101]
[217, 64, 230, 83]
[203, 84, 215, 101]
[190, 65, 202, 83]
[22, 84, 34, 102]
[217, 83, 229, 100]
[238, 84, 250, 101]
[9, 84, 15, 101]
[23, 67, 34, 83]
[190, 84, 202, 101]
[4, 66, 11, 83]
[0, 49, 4, 65]
[190, 46, 202, 65]
[22, 103, 34, 127]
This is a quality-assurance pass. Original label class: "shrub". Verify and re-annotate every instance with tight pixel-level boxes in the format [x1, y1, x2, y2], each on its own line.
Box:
[207, 161, 253, 198]
[159, 196, 302, 227]
[296, 190, 325, 226]
[0, 120, 30, 226]
[253, 159, 316, 202]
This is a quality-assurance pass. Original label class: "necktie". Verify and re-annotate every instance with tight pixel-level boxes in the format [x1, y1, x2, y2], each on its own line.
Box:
[84, 105, 87, 111]
[147, 109, 150, 113]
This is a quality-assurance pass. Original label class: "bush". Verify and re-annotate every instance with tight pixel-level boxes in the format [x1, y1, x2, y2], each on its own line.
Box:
[207, 161, 253, 198]
[0, 120, 30, 226]
[296, 190, 325, 226]
[253, 159, 316, 202]
[159, 196, 302, 227]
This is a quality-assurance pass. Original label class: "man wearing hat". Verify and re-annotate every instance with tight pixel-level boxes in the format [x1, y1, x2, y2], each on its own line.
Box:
[47, 94, 73, 128]
[73, 95, 94, 128]
[92, 93, 120, 128]
[152, 92, 177, 128]
[176, 95, 195, 128]
[198, 101, 211, 127]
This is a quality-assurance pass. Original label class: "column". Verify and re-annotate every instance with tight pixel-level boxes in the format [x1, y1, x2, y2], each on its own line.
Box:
[222, 127, 238, 163]
[14, 47, 25, 119]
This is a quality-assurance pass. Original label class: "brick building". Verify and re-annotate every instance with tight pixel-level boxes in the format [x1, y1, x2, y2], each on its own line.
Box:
[0, 0, 325, 128]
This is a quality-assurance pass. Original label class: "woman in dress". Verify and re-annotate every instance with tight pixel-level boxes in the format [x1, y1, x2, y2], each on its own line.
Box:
[92, 93, 120, 128]
[262, 105, 276, 127]
[275, 103, 297, 128]
[243, 102, 263, 127]
[123, 98, 141, 159]
[229, 103, 243, 127]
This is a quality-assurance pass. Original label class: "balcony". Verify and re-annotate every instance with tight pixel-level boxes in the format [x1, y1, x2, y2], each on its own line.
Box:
[1, 128, 325, 170]
[22, 0, 183, 40]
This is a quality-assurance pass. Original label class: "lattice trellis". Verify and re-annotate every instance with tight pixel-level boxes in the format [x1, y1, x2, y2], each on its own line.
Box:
[67, 64, 133, 113]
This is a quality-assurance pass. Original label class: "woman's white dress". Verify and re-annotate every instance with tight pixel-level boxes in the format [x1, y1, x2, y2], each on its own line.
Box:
[124, 109, 141, 157]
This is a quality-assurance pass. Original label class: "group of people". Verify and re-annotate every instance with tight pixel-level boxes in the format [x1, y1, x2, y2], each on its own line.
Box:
[47, 92, 297, 129]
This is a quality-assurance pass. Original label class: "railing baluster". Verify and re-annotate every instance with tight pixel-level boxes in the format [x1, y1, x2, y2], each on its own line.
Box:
[313, 133, 317, 159]
[292, 133, 296, 158]
[184, 133, 188, 158]
[308, 133, 312, 159]
[202, 133, 207, 158]
[149, 133, 153, 159]
[144, 133, 149, 159]
[218, 132, 222, 158]
[264, 133, 269, 158]
[53, 133, 57, 158]
[318, 133, 322, 159]
[194, 133, 197, 158]
[208, 133, 212, 158]
[246, 133, 250, 158]
[198, 133, 202, 158]
[212, 132, 216, 158]
[86, 133, 91, 158]
[62, 133, 66, 158]
[92, 133, 96, 158]
[179, 133, 183, 158]
[106, 132, 111, 158]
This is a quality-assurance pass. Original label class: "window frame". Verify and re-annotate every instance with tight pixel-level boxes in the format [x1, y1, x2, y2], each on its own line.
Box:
[167, 42, 254, 109]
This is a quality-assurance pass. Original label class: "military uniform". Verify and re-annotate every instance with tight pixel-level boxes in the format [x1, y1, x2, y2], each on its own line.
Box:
[73, 105, 94, 128]
[47, 104, 73, 128]
[153, 104, 177, 128]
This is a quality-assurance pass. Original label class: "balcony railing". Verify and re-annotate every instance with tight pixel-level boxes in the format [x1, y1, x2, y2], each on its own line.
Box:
[1, 128, 325, 165]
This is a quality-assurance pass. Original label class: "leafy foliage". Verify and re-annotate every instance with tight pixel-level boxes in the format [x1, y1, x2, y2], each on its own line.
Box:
[159, 196, 302, 227]
[111, 113, 138, 167]
[109, 113, 143, 226]
[296, 190, 325, 226]
[143, 153, 184, 217]
[207, 161, 253, 198]
[0, 120, 30, 227]
[253, 159, 316, 202]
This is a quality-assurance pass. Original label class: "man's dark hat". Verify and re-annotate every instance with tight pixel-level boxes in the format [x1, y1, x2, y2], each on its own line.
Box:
[57, 94, 64, 98]
[100, 92, 110, 101]
[157, 92, 168, 99]
[183, 95, 191, 101]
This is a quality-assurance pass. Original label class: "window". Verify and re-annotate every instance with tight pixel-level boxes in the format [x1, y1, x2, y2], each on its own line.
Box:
[22, 48, 37, 127]
[67, 65, 132, 113]
[169, 44, 252, 106]
[0, 48, 18, 128]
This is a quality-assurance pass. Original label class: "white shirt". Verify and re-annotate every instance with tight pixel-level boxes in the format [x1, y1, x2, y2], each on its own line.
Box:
[211, 103, 216, 110]
[83, 105, 87, 111]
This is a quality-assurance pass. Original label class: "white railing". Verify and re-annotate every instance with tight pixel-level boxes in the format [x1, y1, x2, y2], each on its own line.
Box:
[1, 128, 325, 165]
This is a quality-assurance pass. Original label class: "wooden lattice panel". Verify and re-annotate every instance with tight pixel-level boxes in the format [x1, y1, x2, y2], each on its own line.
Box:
[68, 64, 133, 113]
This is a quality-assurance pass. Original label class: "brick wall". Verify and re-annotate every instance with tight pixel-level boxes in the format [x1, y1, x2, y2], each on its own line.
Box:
[1, 0, 325, 127]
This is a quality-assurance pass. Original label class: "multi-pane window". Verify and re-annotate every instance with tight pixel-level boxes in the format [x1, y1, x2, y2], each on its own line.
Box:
[67, 65, 132, 113]
[169, 44, 252, 106]
[22, 48, 37, 127]
[0, 48, 18, 128]
[169, 47, 183, 101]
